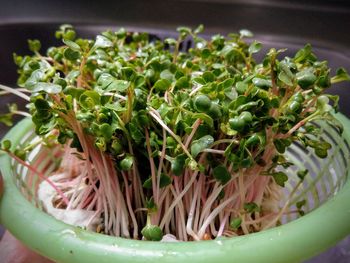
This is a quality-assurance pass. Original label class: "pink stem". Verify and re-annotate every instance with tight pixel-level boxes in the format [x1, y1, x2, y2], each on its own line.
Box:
[7, 151, 69, 205]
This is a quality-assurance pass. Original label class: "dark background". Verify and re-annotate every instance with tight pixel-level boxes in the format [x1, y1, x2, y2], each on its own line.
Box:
[0, 0, 350, 262]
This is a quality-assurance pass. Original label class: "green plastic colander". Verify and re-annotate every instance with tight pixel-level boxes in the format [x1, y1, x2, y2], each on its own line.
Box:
[1, 113, 350, 263]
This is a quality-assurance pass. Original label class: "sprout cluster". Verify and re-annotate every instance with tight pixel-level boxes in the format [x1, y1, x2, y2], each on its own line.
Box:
[1, 25, 349, 241]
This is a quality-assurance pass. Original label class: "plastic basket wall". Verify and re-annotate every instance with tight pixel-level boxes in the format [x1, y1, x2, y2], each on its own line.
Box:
[282, 120, 350, 223]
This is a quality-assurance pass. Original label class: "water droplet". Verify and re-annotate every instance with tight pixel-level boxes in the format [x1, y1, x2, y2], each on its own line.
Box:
[60, 229, 77, 238]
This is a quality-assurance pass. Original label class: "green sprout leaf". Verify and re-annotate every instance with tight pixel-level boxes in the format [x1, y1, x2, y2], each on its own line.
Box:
[120, 154, 134, 171]
[63, 39, 81, 51]
[171, 154, 186, 176]
[244, 202, 260, 213]
[141, 225, 163, 241]
[28, 39, 41, 52]
[1, 139, 12, 151]
[79, 90, 100, 109]
[296, 70, 316, 89]
[271, 171, 288, 187]
[229, 218, 242, 230]
[194, 24, 204, 34]
[0, 113, 14, 126]
[297, 169, 308, 181]
[213, 165, 231, 185]
[106, 80, 130, 92]
[273, 139, 291, 154]
[153, 79, 171, 92]
[248, 41, 262, 54]
[331, 67, 350, 83]
[239, 29, 253, 38]
[296, 199, 306, 209]
[94, 35, 113, 49]
[63, 48, 80, 61]
[32, 82, 62, 94]
[190, 135, 214, 158]
[193, 94, 212, 112]
[294, 44, 312, 63]
[13, 149, 26, 160]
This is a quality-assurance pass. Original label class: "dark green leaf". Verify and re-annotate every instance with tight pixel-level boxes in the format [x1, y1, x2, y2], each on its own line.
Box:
[192, 77, 206, 85]
[194, 94, 212, 112]
[296, 70, 316, 89]
[153, 79, 171, 92]
[63, 48, 80, 61]
[213, 165, 231, 185]
[142, 173, 171, 189]
[315, 148, 327, 158]
[297, 169, 308, 181]
[171, 154, 187, 176]
[143, 177, 152, 189]
[296, 199, 306, 209]
[175, 76, 190, 88]
[14, 149, 27, 161]
[160, 173, 172, 188]
[272, 171, 288, 187]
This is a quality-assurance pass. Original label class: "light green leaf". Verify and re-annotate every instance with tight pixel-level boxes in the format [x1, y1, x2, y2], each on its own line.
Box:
[120, 155, 134, 171]
[331, 67, 350, 83]
[248, 41, 262, 54]
[190, 135, 214, 158]
[63, 39, 81, 51]
[32, 82, 62, 94]
[239, 29, 253, 38]
[94, 35, 114, 49]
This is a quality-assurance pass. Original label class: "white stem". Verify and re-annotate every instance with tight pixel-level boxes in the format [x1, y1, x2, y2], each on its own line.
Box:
[197, 191, 240, 238]
[12, 111, 32, 118]
[148, 108, 193, 160]
[202, 149, 225, 155]
[0, 84, 30, 101]
[185, 181, 200, 241]
[189, 85, 203, 96]
[159, 171, 198, 229]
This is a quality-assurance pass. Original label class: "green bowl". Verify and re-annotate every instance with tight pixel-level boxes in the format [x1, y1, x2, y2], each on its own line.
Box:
[1, 114, 350, 263]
